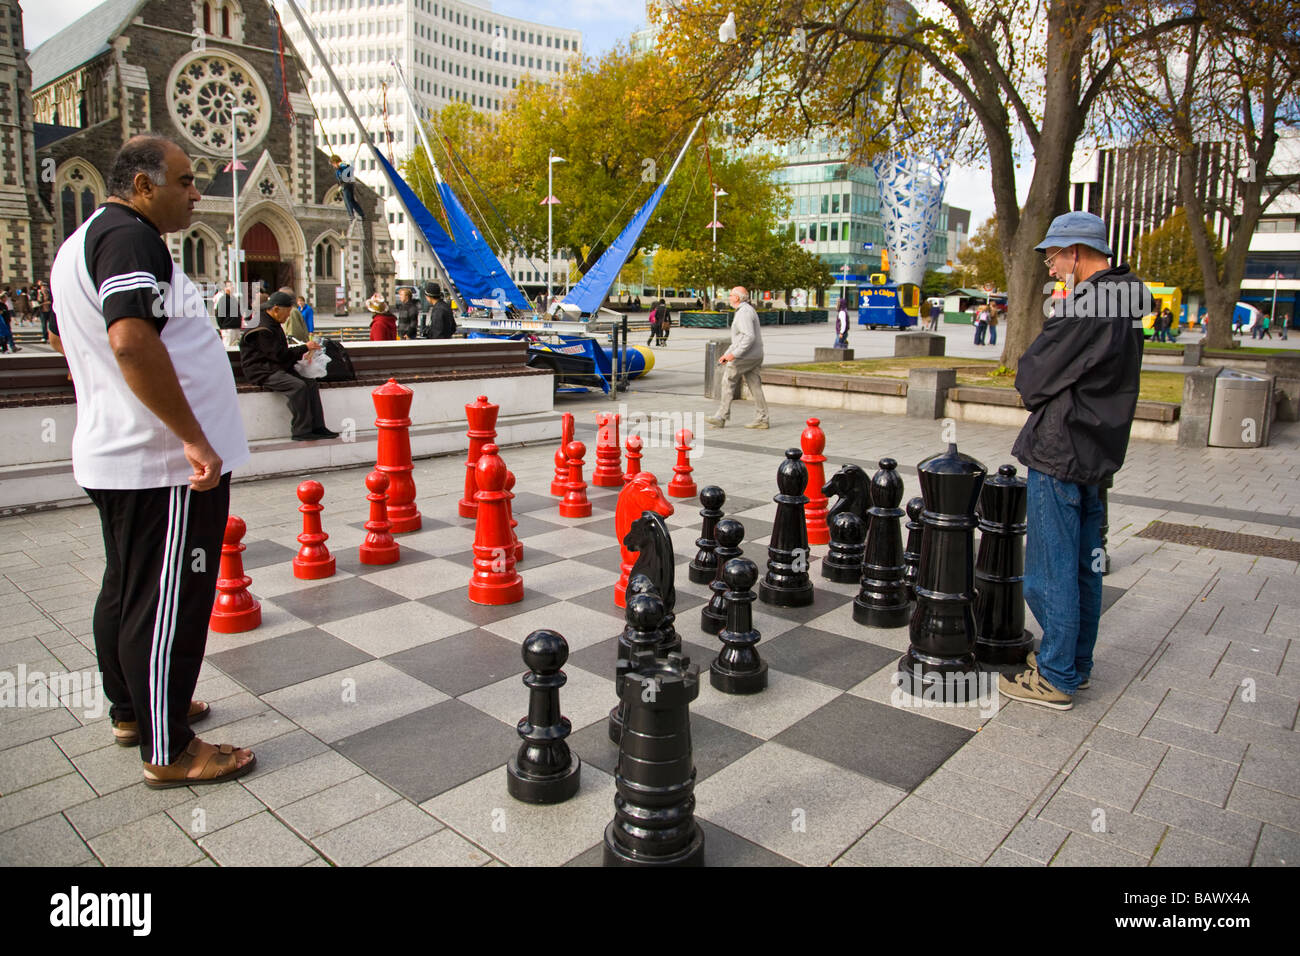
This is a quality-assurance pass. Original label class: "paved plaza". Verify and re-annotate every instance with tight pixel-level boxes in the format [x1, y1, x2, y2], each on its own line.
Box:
[1, 324, 1298, 867]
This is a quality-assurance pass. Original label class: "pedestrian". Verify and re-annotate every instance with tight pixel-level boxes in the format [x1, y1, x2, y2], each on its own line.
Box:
[973, 304, 988, 345]
[50, 135, 256, 785]
[212, 281, 242, 346]
[36, 279, 54, 342]
[366, 292, 397, 340]
[329, 155, 363, 221]
[1260, 311, 1272, 339]
[1000, 211, 1152, 711]
[1278, 310, 1289, 341]
[0, 293, 16, 353]
[240, 290, 340, 440]
[704, 286, 769, 430]
[422, 282, 456, 339]
[297, 295, 314, 335]
[656, 299, 672, 346]
[16, 285, 32, 328]
[927, 299, 941, 331]
[283, 289, 310, 342]
[834, 297, 850, 349]
[393, 286, 419, 340]
[987, 304, 999, 346]
[646, 303, 661, 346]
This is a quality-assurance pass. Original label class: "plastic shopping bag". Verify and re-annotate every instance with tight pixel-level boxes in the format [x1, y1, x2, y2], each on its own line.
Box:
[294, 347, 331, 379]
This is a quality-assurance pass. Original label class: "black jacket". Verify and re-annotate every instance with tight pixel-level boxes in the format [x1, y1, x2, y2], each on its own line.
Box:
[214, 292, 242, 330]
[427, 298, 455, 339]
[1011, 266, 1151, 486]
[238, 310, 308, 385]
[394, 298, 419, 335]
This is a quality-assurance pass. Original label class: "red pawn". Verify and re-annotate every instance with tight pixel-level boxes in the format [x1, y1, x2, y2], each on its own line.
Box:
[551, 412, 575, 496]
[460, 394, 500, 518]
[374, 378, 421, 532]
[667, 428, 698, 498]
[469, 443, 523, 605]
[211, 515, 261, 633]
[802, 417, 830, 545]
[505, 468, 523, 564]
[559, 440, 592, 518]
[293, 480, 336, 579]
[359, 470, 400, 565]
[623, 434, 643, 486]
[592, 412, 623, 487]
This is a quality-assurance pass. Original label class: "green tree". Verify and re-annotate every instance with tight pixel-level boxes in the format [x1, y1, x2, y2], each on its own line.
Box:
[955, 216, 1006, 290]
[922, 269, 952, 298]
[1131, 208, 1223, 295]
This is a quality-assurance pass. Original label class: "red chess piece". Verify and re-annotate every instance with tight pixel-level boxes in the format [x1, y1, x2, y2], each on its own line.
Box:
[802, 417, 830, 545]
[374, 378, 421, 533]
[667, 428, 698, 498]
[505, 468, 523, 564]
[460, 394, 500, 518]
[469, 443, 524, 605]
[293, 480, 336, 580]
[623, 434, 643, 485]
[211, 515, 261, 633]
[559, 440, 592, 518]
[551, 412, 575, 496]
[359, 470, 400, 565]
[614, 472, 675, 607]
[592, 412, 623, 487]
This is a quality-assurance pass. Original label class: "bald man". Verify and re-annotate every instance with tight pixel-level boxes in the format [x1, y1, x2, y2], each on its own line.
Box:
[705, 286, 769, 429]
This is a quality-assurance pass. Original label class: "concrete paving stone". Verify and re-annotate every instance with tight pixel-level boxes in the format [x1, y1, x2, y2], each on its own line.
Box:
[1218, 713, 1300, 758]
[693, 668, 842, 742]
[312, 799, 444, 867]
[1000, 816, 1072, 864]
[62, 781, 195, 841]
[198, 811, 320, 866]
[837, 824, 979, 867]
[1049, 832, 1149, 866]
[992, 702, 1094, 747]
[69, 743, 149, 796]
[1219, 640, 1287, 676]
[1150, 748, 1241, 808]
[88, 812, 205, 867]
[1061, 750, 1158, 813]
[236, 728, 330, 781]
[1039, 789, 1169, 858]
[192, 710, 298, 752]
[1209, 603, 1278, 636]
[913, 768, 1035, 828]
[0, 736, 78, 794]
[320, 600, 475, 658]
[459, 663, 613, 734]
[165, 785, 268, 838]
[1224, 681, 1300, 730]
[1252, 824, 1300, 866]
[967, 720, 1081, 770]
[242, 749, 365, 809]
[1150, 827, 1253, 867]
[940, 744, 1062, 798]
[1081, 725, 1170, 769]
[190, 671, 248, 705]
[1151, 688, 1231, 733]
[880, 795, 1012, 864]
[0, 771, 96, 834]
[1140, 716, 1249, 764]
[1238, 742, 1300, 798]
[369, 827, 492, 867]
[1225, 781, 1300, 833]
[0, 812, 93, 866]
[1135, 786, 1263, 849]
[985, 847, 1045, 866]
[277, 774, 402, 840]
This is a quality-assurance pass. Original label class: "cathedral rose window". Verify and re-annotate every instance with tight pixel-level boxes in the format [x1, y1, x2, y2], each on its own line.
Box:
[167, 50, 270, 155]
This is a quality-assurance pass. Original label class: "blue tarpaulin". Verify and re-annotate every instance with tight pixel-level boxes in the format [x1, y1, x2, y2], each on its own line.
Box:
[435, 181, 529, 310]
[559, 183, 667, 316]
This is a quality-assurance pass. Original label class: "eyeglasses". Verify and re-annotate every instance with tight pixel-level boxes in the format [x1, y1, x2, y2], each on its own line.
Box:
[1043, 247, 1072, 270]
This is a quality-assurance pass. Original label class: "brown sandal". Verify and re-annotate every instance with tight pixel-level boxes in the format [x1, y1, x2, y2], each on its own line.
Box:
[142, 737, 256, 789]
[113, 700, 211, 747]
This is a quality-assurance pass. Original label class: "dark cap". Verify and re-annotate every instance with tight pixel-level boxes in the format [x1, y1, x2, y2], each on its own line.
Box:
[423, 282, 441, 297]
[267, 291, 295, 309]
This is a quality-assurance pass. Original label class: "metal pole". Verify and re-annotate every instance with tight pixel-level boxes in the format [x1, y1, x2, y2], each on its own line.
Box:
[231, 105, 248, 313]
[548, 149, 554, 311]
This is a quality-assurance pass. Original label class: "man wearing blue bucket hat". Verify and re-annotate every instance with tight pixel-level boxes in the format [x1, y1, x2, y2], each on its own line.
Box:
[1000, 211, 1153, 711]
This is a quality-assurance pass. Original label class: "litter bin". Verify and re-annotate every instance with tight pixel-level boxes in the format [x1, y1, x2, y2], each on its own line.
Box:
[1208, 368, 1272, 447]
[703, 338, 731, 398]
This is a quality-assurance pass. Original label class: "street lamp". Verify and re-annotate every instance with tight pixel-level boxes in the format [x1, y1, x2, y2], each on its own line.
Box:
[709, 186, 727, 249]
[543, 151, 565, 311]
[228, 104, 251, 311]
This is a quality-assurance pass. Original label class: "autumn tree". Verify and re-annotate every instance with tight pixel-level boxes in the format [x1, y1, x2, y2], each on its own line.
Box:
[955, 216, 1006, 290]
[651, 0, 1200, 368]
[1131, 208, 1224, 296]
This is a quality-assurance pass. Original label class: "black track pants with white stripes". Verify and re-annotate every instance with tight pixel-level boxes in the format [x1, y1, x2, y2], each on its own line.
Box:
[86, 475, 230, 765]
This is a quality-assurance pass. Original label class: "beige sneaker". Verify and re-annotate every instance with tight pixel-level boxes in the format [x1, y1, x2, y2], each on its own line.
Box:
[704, 416, 725, 428]
[998, 668, 1073, 710]
[744, 420, 769, 429]
[1026, 651, 1090, 690]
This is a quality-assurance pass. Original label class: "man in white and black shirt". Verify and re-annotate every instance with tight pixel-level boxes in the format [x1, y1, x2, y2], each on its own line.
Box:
[51, 136, 256, 788]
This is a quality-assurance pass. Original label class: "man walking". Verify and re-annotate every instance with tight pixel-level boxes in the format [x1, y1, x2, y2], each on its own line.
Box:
[705, 286, 769, 429]
[51, 135, 255, 785]
[1000, 211, 1151, 711]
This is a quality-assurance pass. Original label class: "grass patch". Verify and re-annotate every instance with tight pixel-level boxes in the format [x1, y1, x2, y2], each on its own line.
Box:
[1205, 346, 1297, 356]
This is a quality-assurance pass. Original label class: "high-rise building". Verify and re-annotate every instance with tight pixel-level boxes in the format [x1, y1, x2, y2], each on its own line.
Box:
[278, 0, 581, 284]
[0, 0, 54, 288]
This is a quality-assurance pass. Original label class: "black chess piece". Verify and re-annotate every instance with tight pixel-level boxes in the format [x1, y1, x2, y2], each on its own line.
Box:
[710, 558, 767, 694]
[506, 629, 582, 804]
[626, 511, 678, 655]
[759, 448, 814, 607]
[974, 464, 1033, 665]
[898, 443, 987, 702]
[603, 649, 704, 867]
[853, 459, 913, 627]
[689, 486, 725, 584]
[609, 584, 668, 744]
[823, 463, 871, 527]
[822, 510, 866, 583]
[902, 496, 924, 602]
[702, 517, 744, 635]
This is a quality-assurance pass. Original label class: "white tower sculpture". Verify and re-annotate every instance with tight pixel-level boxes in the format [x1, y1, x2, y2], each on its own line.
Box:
[870, 150, 952, 289]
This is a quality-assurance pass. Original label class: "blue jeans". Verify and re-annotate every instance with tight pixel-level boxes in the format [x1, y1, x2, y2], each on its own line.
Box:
[1024, 468, 1104, 693]
[988, 325, 996, 346]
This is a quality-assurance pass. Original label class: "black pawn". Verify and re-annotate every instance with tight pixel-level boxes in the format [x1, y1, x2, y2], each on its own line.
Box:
[506, 629, 581, 804]
[853, 458, 913, 627]
[609, 584, 667, 744]
[822, 510, 866, 583]
[603, 650, 704, 867]
[902, 496, 925, 601]
[759, 448, 814, 607]
[689, 486, 725, 584]
[974, 464, 1033, 664]
[710, 558, 767, 694]
[702, 517, 744, 635]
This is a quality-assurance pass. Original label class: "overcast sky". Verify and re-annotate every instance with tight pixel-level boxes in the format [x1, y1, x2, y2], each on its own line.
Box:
[22, 0, 1011, 232]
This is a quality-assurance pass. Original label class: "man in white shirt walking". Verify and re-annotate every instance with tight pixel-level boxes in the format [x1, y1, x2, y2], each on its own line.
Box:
[705, 286, 769, 429]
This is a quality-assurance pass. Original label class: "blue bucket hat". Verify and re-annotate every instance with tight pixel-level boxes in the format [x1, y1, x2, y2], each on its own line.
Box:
[1035, 211, 1112, 257]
